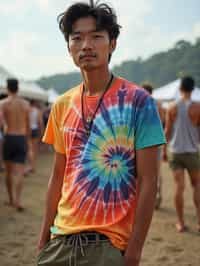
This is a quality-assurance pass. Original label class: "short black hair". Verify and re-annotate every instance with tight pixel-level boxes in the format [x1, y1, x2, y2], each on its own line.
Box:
[30, 99, 36, 105]
[7, 78, 18, 93]
[58, 1, 121, 43]
[141, 83, 153, 95]
[180, 76, 195, 93]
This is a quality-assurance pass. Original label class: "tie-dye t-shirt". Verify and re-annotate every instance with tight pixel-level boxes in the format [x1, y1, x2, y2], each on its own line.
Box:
[43, 77, 166, 250]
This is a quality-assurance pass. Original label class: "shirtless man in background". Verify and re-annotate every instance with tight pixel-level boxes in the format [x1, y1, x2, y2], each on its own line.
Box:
[0, 79, 30, 211]
[164, 76, 200, 232]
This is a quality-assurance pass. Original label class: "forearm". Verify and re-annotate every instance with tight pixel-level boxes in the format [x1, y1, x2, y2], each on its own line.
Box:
[37, 175, 63, 249]
[125, 176, 157, 263]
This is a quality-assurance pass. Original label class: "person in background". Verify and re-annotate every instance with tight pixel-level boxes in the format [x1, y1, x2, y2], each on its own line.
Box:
[142, 82, 165, 209]
[40, 103, 51, 152]
[25, 100, 43, 174]
[37, 2, 166, 266]
[42, 103, 51, 129]
[164, 76, 200, 232]
[0, 109, 4, 171]
[0, 79, 30, 211]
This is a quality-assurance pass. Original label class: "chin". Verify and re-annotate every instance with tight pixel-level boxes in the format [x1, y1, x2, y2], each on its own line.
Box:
[80, 63, 98, 71]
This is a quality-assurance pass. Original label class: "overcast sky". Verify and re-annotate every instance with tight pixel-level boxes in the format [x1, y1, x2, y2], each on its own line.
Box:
[0, 0, 199, 80]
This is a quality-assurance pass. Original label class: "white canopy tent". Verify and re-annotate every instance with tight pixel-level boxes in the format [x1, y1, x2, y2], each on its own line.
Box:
[153, 79, 200, 102]
[0, 70, 48, 102]
[47, 88, 59, 104]
[18, 81, 48, 102]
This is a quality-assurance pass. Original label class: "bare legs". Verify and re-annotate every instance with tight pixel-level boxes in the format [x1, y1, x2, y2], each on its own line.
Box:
[4, 161, 25, 211]
[188, 170, 200, 231]
[155, 159, 162, 209]
[15, 164, 25, 210]
[173, 169, 185, 231]
[26, 138, 39, 173]
[173, 168, 200, 232]
[4, 162, 14, 206]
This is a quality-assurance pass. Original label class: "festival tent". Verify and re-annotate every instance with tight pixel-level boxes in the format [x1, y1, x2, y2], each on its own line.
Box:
[0, 66, 48, 101]
[18, 81, 48, 102]
[0, 76, 48, 102]
[153, 79, 200, 102]
[47, 88, 59, 103]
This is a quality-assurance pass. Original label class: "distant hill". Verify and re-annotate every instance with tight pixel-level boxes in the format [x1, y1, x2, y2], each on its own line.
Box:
[2, 38, 199, 94]
[113, 38, 200, 89]
[37, 72, 82, 94]
[36, 38, 200, 94]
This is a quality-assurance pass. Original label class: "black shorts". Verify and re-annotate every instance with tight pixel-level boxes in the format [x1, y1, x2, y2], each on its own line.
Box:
[3, 135, 27, 164]
[31, 129, 40, 138]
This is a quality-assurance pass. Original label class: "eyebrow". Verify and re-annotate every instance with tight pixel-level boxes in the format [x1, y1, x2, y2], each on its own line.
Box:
[71, 29, 103, 35]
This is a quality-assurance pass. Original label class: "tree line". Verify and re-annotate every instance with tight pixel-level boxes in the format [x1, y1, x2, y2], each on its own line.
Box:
[37, 38, 200, 94]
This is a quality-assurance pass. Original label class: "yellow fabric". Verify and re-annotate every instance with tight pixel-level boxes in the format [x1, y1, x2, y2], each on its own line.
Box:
[43, 77, 166, 250]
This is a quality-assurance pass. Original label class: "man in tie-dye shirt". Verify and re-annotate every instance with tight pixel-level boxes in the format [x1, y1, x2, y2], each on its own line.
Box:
[37, 2, 166, 266]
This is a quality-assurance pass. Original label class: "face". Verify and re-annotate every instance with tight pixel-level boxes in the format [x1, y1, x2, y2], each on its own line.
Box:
[68, 16, 116, 71]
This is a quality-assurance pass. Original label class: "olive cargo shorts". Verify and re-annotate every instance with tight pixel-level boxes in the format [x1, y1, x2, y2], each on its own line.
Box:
[168, 152, 200, 172]
[37, 233, 126, 266]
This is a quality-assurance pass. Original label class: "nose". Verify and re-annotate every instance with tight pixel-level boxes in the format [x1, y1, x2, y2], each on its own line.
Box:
[82, 36, 93, 50]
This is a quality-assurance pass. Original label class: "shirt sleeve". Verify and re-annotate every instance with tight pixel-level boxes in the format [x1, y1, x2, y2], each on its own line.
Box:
[135, 95, 166, 150]
[42, 104, 65, 154]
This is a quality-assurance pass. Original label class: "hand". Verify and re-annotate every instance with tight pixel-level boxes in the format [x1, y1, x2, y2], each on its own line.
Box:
[36, 243, 44, 255]
[37, 239, 48, 255]
[162, 151, 168, 161]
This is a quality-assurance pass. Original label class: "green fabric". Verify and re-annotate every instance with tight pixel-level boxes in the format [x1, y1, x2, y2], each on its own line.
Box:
[37, 235, 125, 266]
[168, 152, 200, 172]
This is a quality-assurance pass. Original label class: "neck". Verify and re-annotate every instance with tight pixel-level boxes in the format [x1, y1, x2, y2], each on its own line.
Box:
[81, 68, 112, 96]
[8, 92, 17, 98]
[181, 93, 191, 101]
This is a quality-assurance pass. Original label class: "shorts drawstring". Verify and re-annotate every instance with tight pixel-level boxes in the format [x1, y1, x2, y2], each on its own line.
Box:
[66, 234, 88, 266]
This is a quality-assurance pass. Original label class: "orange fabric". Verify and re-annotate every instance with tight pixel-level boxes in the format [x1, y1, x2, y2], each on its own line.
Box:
[43, 77, 166, 250]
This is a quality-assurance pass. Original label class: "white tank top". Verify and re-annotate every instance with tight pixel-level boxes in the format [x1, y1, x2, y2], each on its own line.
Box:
[169, 100, 199, 153]
[30, 108, 39, 130]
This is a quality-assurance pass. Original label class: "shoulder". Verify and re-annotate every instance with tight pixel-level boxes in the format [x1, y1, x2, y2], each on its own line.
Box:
[117, 77, 144, 92]
[189, 102, 200, 115]
[51, 84, 81, 113]
[190, 102, 200, 110]
[167, 101, 177, 113]
[117, 77, 150, 103]
[20, 98, 30, 108]
[0, 98, 6, 105]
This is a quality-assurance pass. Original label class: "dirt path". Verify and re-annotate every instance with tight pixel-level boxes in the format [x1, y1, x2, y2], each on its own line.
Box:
[0, 152, 199, 266]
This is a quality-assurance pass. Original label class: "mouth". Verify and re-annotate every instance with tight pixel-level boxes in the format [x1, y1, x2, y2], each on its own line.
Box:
[80, 54, 96, 60]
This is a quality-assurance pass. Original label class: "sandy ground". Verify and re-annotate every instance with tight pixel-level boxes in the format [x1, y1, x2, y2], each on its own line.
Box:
[0, 151, 199, 266]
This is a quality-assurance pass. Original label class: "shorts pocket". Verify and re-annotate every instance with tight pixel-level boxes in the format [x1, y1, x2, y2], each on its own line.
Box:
[106, 242, 126, 266]
[37, 240, 52, 261]
[37, 237, 64, 266]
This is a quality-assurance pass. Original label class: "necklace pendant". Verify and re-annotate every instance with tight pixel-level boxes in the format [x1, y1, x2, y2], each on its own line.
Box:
[86, 129, 90, 137]
[87, 116, 92, 124]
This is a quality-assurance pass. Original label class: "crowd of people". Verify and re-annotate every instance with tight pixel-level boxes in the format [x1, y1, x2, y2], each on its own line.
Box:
[1, 1, 200, 266]
[0, 79, 50, 211]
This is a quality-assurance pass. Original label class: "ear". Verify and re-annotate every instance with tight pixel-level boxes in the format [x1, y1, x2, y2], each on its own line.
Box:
[109, 39, 116, 54]
[67, 43, 71, 56]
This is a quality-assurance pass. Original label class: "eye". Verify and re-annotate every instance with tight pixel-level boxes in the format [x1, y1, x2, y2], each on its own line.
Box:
[71, 36, 81, 41]
[93, 34, 103, 39]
